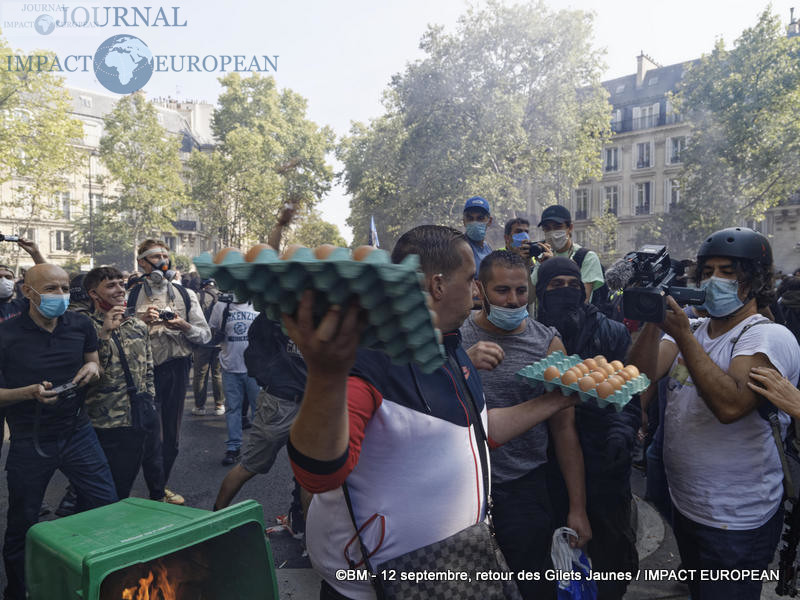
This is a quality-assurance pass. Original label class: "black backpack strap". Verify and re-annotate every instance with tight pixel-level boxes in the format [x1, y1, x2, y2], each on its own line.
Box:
[573, 247, 589, 268]
[173, 282, 192, 316]
[127, 284, 141, 309]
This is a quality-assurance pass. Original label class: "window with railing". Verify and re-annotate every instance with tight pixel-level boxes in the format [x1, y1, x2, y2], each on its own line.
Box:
[635, 142, 651, 169]
[575, 188, 589, 220]
[632, 103, 659, 130]
[668, 136, 686, 164]
[604, 185, 618, 216]
[55, 191, 71, 220]
[604, 147, 619, 172]
[634, 182, 652, 215]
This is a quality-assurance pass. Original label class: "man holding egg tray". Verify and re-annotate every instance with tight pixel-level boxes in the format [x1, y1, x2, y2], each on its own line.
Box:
[629, 227, 800, 600]
[461, 249, 590, 599]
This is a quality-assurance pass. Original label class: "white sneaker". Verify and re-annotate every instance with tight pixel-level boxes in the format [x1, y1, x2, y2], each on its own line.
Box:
[214, 405, 225, 416]
[191, 407, 206, 416]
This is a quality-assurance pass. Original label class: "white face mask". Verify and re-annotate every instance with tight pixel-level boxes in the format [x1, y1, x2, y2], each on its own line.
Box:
[0, 278, 13, 299]
[544, 230, 569, 252]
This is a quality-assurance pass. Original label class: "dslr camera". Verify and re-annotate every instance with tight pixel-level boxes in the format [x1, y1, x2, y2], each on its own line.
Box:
[158, 309, 177, 321]
[621, 245, 705, 322]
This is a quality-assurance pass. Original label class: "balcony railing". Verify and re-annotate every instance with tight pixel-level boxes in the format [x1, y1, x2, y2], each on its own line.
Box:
[604, 163, 618, 172]
[173, 219, 197, 231]
[636, 160, 651, 169]
[632, 115, 658, 130]
[635, 204, 651, 215]
[575, 210, 588, 220]
[665, 113, 684, 124]
[669, 153, 681, 164]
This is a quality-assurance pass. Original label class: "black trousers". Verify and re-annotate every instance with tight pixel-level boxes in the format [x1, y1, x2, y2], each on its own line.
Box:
[142, 356, 191, 496]
[94, 426, 146, 499]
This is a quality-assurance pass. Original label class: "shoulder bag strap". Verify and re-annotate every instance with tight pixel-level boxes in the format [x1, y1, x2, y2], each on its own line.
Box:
[111, 330, 138, 398]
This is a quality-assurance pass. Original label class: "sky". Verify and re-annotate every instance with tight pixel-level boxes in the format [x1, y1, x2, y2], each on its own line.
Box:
[2, 0, 796, 243]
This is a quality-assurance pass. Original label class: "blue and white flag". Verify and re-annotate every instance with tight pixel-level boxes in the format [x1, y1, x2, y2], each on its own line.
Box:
[369, 215, 380, 248]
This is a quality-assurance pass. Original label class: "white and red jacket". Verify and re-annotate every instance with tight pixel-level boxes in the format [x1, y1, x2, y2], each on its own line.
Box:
[288, 331, 493, 599]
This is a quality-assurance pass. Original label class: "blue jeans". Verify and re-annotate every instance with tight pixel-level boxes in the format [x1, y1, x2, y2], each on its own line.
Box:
[672, 504, 783, 600]
[222, 371, 259, 452]
[3, 421, 118, 599]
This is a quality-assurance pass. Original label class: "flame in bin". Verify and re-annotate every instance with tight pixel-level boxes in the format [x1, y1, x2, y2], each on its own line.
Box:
[121, 562, 176, 600]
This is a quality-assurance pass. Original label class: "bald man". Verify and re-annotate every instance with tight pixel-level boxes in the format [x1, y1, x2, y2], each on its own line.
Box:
[0, 264, 117, 600]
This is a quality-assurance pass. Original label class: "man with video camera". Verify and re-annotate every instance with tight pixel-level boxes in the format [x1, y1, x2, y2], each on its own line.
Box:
[128, 239, 211, 505]
[0, 264, 117, 599]
[629, 227, 800, 600]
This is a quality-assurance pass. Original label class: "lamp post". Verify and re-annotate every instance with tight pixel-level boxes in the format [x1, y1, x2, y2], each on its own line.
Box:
[88, 150, 98, 269]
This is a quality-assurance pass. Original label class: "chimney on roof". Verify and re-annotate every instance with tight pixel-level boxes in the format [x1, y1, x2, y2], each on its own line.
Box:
[789, 8, 800, 37]
[636, 52, 660, 88]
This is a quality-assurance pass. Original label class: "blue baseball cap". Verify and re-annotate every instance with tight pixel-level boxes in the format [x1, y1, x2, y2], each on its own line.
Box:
[463, 196, 490, 215]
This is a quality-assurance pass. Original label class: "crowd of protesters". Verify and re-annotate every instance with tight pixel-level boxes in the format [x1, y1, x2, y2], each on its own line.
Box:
[0, 196, 799, 600]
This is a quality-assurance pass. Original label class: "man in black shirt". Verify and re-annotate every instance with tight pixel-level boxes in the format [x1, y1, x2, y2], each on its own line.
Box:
[0, 264, 117, 600]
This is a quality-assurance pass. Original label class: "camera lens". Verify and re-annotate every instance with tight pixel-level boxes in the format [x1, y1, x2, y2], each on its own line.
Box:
[530, 244, 544, 258]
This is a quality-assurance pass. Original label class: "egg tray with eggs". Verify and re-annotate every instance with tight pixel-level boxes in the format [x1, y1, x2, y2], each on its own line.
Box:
[192, 244, 446, 373]
[515, 351, 650, 412]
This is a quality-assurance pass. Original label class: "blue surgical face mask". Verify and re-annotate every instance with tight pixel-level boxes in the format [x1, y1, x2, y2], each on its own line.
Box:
[486, 302, 528, 331]
[465, 222, 487, 242]
[698, 276, 744, 318]
[31, 289, 70, 319]
[511, 232, 530, 248]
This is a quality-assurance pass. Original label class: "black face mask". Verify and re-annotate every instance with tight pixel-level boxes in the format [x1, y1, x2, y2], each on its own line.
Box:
[539, 287, 585, 354]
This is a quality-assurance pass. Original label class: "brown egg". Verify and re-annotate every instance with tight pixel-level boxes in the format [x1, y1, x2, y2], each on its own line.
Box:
[594, 355, 607, 364]
[543, 366, 561, 381]
[574, 363, 589, 376]
[589, 371, 606, 384]
[608, 375, 625, 391]
[596, 381, 614, 399]
[624, 365, 640, 378]
[352, 245, 376, 261]
[602, 364, 616, 377]
[616, 369, 631, 382]
[314, 244, 338, 259]
[583, 358, 598, 371]
[245, 243, 274, 262]
[610, 360, 624, 371]
[578, 376, 596, 392]
[214, 247, 239, 264]
[280, 244, 305, 260]
[561, 370, 578, 386]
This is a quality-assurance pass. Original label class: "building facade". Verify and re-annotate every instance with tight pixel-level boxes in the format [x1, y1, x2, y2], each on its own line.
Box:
[0, 88, 217, 273]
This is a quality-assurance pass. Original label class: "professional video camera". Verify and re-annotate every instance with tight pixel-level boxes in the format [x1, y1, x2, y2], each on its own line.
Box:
[608, 245, 705, 322]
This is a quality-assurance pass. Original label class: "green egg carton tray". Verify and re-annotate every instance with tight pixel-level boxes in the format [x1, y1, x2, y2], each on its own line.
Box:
[193, 247, 445, 373]
[515, 351, 650, 412]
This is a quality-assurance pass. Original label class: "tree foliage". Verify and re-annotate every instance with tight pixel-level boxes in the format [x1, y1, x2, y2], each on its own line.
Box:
[285, 209, 347, 250]
[340, 1, 610, 249]
[188, 74, 335, 248]
[643, 9, 800, 258]
[82, 93, 187, 270]
[0, 33, 84, 269]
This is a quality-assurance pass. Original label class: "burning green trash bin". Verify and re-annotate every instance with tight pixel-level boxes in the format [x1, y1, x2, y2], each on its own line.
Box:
[26, 498, 279, 600]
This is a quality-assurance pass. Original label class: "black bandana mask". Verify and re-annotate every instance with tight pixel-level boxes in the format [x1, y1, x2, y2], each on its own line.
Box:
[539, 287, 585, 354]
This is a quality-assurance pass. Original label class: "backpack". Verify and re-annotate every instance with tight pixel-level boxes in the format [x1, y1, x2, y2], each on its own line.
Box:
[573, 247, 612, 318]
[127, 280, 191, 318]
[211, 301, 232, 345]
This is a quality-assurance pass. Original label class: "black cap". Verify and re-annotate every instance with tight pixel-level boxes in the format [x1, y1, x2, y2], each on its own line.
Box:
[697, 227, 772, 267]
[538, 205, 572, 227]
[69, 273, 90, 303]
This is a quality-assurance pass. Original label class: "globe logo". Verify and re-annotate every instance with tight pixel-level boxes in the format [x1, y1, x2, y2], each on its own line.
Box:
[34, 14, 56, 35]
[93, 35, 154, 94]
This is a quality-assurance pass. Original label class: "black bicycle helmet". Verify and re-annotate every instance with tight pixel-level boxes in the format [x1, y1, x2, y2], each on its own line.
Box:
[697, 227, 772, 267]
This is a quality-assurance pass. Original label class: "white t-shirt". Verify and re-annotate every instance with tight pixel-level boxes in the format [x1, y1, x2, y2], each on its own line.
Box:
[208, 301, 259, 373]
[663, 315, 800, 530]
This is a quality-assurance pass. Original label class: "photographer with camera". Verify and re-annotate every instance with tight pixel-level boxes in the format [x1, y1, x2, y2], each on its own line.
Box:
[534, 257, 638, 600]
[629, 227, 800, 600]
[83, 266, 155, 500]
[0, 237, 45, 323]
[0, 264, 117, 599]
[129, 239, 211, 505]
[530, 206, 604, 309]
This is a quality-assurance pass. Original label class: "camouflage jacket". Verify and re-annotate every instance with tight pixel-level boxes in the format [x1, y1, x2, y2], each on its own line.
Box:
[85, 309, 155, 429]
